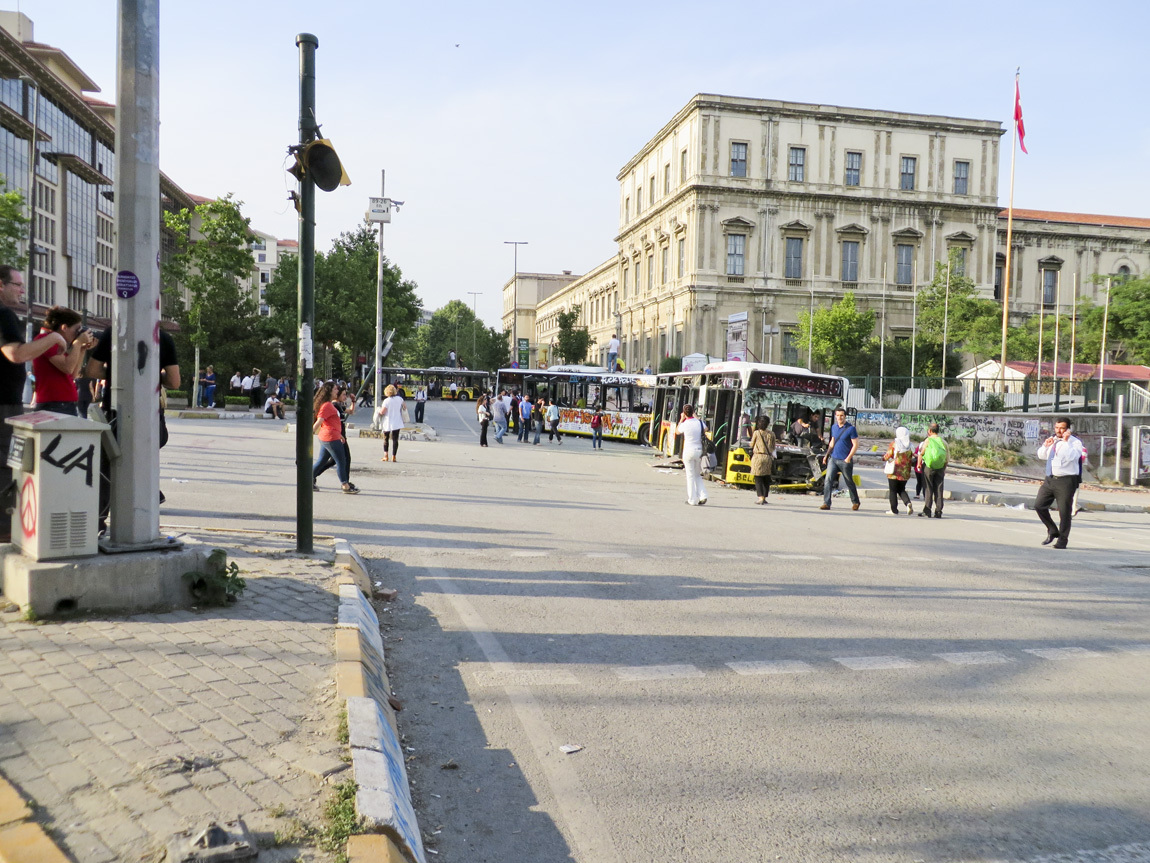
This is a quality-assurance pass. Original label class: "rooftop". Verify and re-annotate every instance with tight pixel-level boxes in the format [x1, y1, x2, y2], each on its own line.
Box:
[1002, 208, 1150, 230]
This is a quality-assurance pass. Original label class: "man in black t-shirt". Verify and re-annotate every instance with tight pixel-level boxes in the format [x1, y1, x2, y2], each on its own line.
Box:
[0, 265, 69, 541]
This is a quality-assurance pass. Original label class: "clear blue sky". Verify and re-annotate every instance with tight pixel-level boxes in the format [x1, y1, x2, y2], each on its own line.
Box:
[20, 0, 1150, 329]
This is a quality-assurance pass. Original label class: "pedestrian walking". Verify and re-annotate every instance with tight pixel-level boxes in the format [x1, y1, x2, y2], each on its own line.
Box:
[31, 306, 97, 416]
[476, 395, 490, 446]
[917, 423, 949, 518]
[491, 390, 509, 443]
[590, 406, 604, 449]
[750, 416, 776, 504]
[546, 399, 562, 443]
[312, 382, 358, 494]
[912, 438, 926, 499]
[1034, 416, 1084, 549]
[532, 398, 544, 444]
[313, 384, 355, 488]
[819, 407, 860, 511]
[376, 384, 406, 462]
[414, 385, 427, 424]
[883, 426, 914, 515]
[677, 404, 708, 505]
[518, 394, 533, 442]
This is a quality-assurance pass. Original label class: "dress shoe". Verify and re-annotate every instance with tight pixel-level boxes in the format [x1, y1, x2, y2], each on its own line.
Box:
[918, 511, 930, 517]
[851, 503, 860, 511]
[934, 512, 942, 519]
[819, 504, 831, 510]
[1041, 535, 1057, 546]
[1053, 541, 1068, 549]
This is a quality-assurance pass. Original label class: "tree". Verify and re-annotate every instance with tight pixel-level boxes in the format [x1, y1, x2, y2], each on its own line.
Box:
[555, 305, 590, 365]
[162, 195, 272, 402]
[0, 176, 28, 269]
[915, 250, 1002, 367]
[794, 292, 876, 373]
[263, 223, 423, 380]
[407, 300, 508, 371]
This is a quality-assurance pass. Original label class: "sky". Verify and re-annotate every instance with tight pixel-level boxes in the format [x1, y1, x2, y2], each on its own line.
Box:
[17, 0, 1150, 329]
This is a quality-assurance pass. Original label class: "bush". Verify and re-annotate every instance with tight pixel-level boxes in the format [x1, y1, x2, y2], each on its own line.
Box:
[283, 398, 296, 406]
[224, 396, 249, 405]
[659, 356, 682, 373]
[166, 390, 188, 400]
[947, 438, 1027, 471]
[981, 392, 1006, 412]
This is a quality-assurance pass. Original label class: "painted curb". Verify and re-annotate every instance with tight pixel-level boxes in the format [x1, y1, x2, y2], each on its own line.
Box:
[347, 697, 426, 863]
[334, 538, 373, 596]
[0, 774, 68, 863]
[347, 833, 409, 862]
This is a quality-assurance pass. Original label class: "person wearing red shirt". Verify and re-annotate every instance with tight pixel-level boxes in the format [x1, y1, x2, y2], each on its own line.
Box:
[311, 381, 359, 494]
[32, 306, 97, 415]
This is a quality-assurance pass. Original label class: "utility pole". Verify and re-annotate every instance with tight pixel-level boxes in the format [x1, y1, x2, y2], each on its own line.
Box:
[366, 178, 401, 427]
[108, 0, 162, 548]
[19, 76, 38, 406]
[504, 241, 527, 367]
[295, 33, 318, 553]
[467, 291, 481, 364]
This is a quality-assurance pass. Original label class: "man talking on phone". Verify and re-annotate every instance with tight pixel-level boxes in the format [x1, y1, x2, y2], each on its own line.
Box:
[1034, 416, 1084, 549]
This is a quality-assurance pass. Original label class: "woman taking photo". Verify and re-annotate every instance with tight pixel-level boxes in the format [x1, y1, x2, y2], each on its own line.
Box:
[312, 381, 359, 494]
[376, 384, 406, 462]
[32, 306, 97, 416]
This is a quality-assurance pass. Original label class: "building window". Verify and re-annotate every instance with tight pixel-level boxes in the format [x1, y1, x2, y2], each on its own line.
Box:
[257, 253, 266, 263]
[782, 331, 799, 365]
[664, 163, 671, 195]
[900, 157, 916, 191]
[951, 247, 968, 277]
[680, 148, 688, 183]
[994, 262, 1003, 300]
[953, 160, 969, 195]
[788, 147, 805, 182]
[634, 260, 640, 295]
[841, 240, 859, 283]
[845, 151, 861, 186]
[649, 176, 655, 203]
[661, 247, 669, 284]
[730, 142, 747, 177]
[647, 254, 654, 291]
[622, 267, 629, 299]
[624, 197, 630, 222]
[677, 237, 686, 278]
[636, 187, 642, 214]
[896, 244, 914, 285]
[1042, 268, 1057, 305]
[726, 234, 745, 276]
[1116, 265, 1132, 283]
[785, 237, 803, 279]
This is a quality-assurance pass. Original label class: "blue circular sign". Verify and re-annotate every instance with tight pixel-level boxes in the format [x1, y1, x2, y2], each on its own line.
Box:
[116, 270, 140, 299]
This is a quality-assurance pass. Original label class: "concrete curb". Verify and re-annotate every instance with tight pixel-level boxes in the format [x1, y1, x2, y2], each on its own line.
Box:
[334, 573, 427, 863]
[0, 773, 68, 862]
[858, 486, 1150, 513]
[334, 538, 373, 596]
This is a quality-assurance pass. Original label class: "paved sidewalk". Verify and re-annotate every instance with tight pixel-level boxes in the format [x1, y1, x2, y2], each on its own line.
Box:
[0, 531, 347, 863]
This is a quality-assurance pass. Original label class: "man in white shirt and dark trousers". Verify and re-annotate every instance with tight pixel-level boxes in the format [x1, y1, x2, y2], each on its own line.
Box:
[1035, 416, 1085, 549]
[677, 404, 708, 506]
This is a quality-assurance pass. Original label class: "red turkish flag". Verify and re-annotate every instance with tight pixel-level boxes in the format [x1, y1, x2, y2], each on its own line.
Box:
[1014, 79, 1028, 154]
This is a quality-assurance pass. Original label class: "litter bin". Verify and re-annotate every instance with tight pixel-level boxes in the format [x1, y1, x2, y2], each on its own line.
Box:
[6, 410, 109, 560]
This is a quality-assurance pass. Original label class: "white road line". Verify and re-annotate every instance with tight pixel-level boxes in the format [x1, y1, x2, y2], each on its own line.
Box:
[935, 651, 1014, 666]
[1023, 647, 1103, 661]
[1116, 644, 1150, 655]
[427, 563, 623, 863]
[953, 839, 1150, 863]
[463, 663, 580, 687]
[614, 664, 705, 681]
[727, 660, 815, 675]
[510, 551, 548, 557]
[776, 554, 821, 560]
[833, 655, 918, 671]
[584, 551, 630, 559]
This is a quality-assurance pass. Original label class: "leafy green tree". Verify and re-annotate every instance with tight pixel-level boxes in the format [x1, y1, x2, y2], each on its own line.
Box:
[162, 195, 273, 403]
[915, 250, 1002, 367]
[659, 355, 682, 373]
[1074, 273, 1150, 365]
[407, 300, 508, 371]
[555, 305, 591, 364]
[0, 176, 28, 269]
[794, 291, 876, 373]
[263, 223, 423, 380]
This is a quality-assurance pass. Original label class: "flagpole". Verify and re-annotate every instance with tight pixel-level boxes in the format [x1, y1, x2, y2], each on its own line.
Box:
[998, 69, 1022, 394]
[1098, 276, 1111, 413]
[879, 263, 886, 400]
[910, 258, 918, 383]
[1053, 269, 1061, 390]
[1037, 282, 1045, 397]
[1069, 273, 1077, 402]
[941, 257, 951, 383]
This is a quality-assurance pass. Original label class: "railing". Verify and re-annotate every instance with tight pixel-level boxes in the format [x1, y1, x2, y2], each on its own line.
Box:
[1127, 382, 1150, 414]
[843, 375, 1142, 414]
[726, 276, 745, 284]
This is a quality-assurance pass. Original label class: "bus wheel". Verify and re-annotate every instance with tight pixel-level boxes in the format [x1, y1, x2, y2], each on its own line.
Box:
[459, 392, 471, 401]
[638, 424, 650, 446]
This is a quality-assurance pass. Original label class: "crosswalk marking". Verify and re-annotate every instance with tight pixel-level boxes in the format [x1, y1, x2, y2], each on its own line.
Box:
[1023, 647, 1102, 660]
[936, 651, 1014, 666]
[727, 660, 815, 675]
[833, 655, 918, 671]
[614, 664, 705, 681]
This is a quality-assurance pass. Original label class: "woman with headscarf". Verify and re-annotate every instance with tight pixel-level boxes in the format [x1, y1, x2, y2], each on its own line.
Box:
[376, 383, 406, 462]
[750, 415, 776, 505]
[883, 426, 914, 515]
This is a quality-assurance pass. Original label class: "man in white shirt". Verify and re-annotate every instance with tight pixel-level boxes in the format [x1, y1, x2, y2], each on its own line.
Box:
[230, 371, 243, 396]
[676, 404, 708, 506]
[241, 373, 253, 405]
[414, 386, 427, 423]
[1035, 416, 1085, 549]
[607, 334, 620, 372]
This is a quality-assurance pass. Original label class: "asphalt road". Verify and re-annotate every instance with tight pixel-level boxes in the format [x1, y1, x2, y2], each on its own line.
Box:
[160, 405, 1150, 863]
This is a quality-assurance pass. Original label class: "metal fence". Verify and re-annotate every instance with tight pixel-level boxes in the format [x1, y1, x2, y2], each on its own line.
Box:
[845, 375, 1141, 414]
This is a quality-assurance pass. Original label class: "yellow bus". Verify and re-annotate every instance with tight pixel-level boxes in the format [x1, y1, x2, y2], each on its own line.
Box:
[427, 367, 491, 401]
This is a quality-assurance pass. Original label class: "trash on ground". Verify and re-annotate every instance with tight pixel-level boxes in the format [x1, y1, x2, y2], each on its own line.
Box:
[559, 744, 584, 754]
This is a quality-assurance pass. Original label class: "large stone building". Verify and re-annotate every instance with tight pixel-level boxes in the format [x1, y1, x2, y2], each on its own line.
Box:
[508, 93, 1150, 371]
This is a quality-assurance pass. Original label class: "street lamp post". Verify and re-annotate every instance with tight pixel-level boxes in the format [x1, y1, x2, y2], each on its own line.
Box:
[366, 176, 402, 428]
[504, 241, 527, 367]
[466, 291, 481, 364]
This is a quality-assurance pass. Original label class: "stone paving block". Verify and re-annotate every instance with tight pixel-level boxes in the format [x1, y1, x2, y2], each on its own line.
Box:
[201, 782, 260, 818]
[26, 702, 70, 725]
[28, 742, 74, 770]
[136, 804, 188, 839]
[207, 680, 246, 700]
[186, 768, 230, 790]
[0, 736, 25, 760]
[0, 821, 71, 863]
[296, 754, 349, 780]
[109, 781, 165, 815]
[153, 711, 199, 734]
[163, 786, 215, 819]
[1, 673, 36, 691]
[87, 811, 153, 854]
[243, 778, 295, 809]
[52, 687, 92, 709]
[147, 771, 190, 797]
[217, 759, 268, 786]
[260, 713, 297, 736]
[88, 722, 135, 746]
[176, 702, 218, 725]
[240, 721, 284, 747]
[47, 718, 92, 746]
[46, 761, 93, 795]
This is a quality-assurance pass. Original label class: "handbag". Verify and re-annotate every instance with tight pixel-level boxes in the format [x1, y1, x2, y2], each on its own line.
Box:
[400, 402, 411, 425]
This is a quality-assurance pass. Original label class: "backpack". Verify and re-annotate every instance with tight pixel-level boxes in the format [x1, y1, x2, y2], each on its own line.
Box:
[922, 435, 948, 469]
[590, 413, 601, 428]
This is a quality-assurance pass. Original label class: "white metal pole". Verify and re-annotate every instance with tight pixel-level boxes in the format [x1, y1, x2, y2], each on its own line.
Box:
[879, 264, 886, 401]
[910, 258, 918, 382]
[1115, 394, 1124, 482]
[807, 285, 814, 368]
[21, 77, 39, 406]
[505, 241, 527, 366]
[1070, 273, 1078, 402]
[1053, 268, 1061, 383]
[467, 291, 481, 363]
[373, 171, 385, 429]
[941, 258, 951, 382]
[110, 0, 162, 546]
[1098, 277, 1111, 413]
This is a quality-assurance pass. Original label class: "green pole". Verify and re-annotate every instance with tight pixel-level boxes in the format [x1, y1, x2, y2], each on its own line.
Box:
[295, 33, 318, 553]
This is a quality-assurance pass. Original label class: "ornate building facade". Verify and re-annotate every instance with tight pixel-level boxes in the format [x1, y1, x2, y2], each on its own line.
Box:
[509, 93, 1150, 371]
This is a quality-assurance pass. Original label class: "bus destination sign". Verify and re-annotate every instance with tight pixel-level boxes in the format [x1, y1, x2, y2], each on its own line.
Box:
[749, 371, 843, 398]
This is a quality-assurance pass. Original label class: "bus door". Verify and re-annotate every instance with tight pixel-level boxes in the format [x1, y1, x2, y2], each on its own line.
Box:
[704, 386, 737, 471]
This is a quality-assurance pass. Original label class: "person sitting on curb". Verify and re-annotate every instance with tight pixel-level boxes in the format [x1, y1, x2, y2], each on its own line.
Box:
[264, 392, 286, 420]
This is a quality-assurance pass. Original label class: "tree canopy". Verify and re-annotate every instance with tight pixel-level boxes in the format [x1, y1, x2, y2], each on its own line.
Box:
[406, 300, 508, 372]
[794, 291, 875, 374]
[555, 305, 591, 365]
[0, 175, 28, 270]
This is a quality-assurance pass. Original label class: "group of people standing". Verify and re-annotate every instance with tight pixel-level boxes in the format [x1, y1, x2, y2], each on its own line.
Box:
[474, 390, 577, 448]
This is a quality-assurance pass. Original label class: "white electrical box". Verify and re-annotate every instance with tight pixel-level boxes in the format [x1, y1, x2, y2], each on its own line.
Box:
[6, 411, 109, 560]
